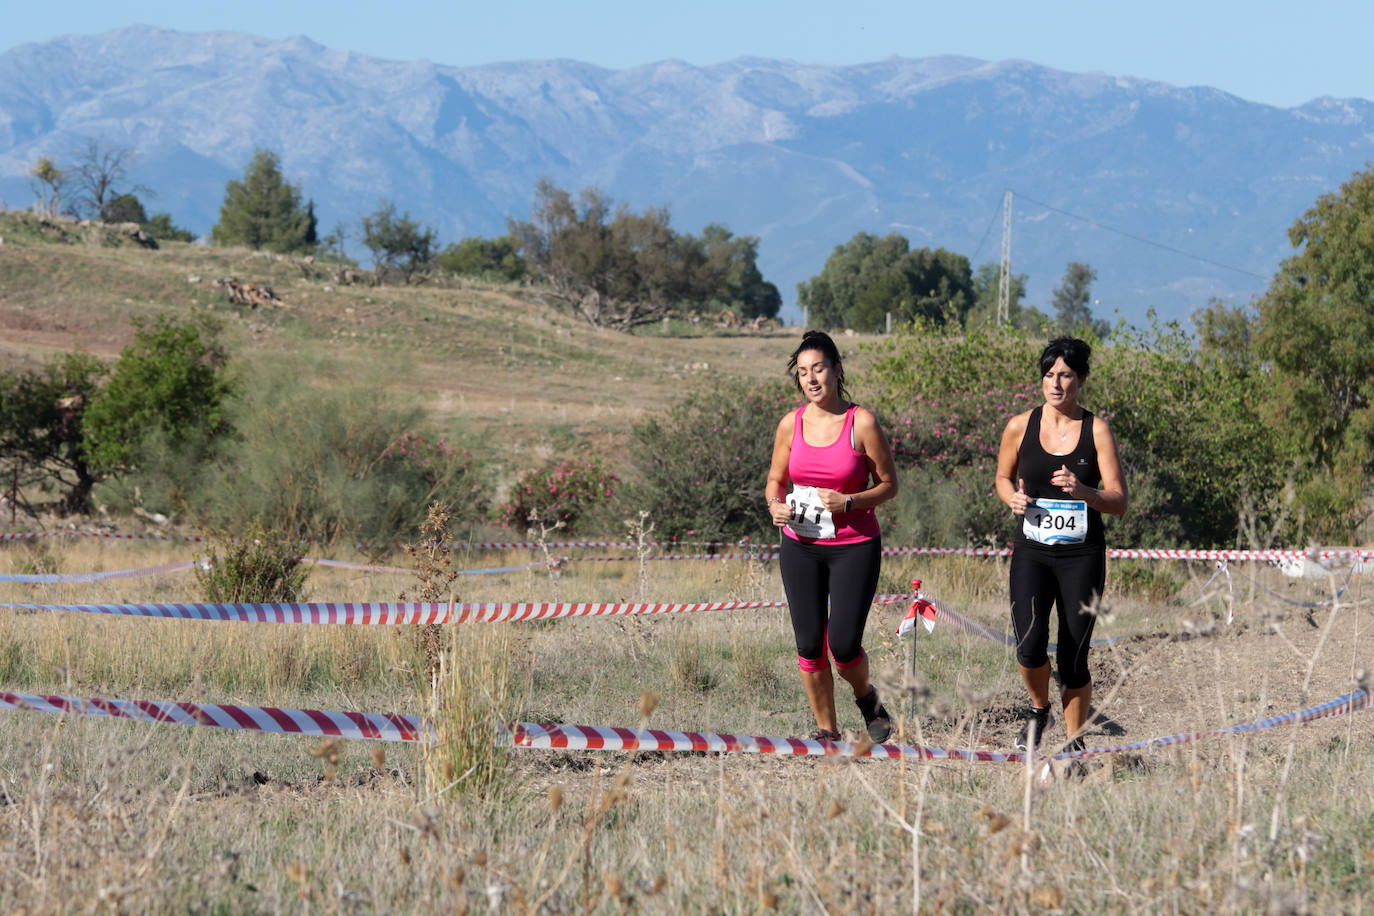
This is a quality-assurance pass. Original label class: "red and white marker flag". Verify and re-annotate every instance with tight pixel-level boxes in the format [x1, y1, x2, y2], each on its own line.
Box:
[897, 579, 937, 636]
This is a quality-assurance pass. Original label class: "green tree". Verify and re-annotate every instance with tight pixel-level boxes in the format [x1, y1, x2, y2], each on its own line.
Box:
[797, 232, 973, 331]
[141, 212, 195, 243]
[211, 149, 318, 253]
[103, 193, 148, 225]
[0, 353, 105, 514]
[1255, 165, 1374, 539]
[360, 200, 436, 280]
[29, 156, 66, 217]
[83, 316, 233, 475]
[1050, 261, 1110, 338]
[510, 179, 758, 329]
[700, 224, 781, 320]
[437, 234, 527, 281]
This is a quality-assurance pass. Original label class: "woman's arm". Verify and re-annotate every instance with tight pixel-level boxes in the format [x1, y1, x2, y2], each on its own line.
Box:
[845, 407, 898, 511]
[1087, 417, 1128, 515]
[766, 412, 795, 526]
[995, 411, 1031, 514]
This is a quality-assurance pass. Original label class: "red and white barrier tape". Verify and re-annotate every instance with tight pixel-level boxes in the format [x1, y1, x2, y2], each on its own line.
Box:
[0, 596, 865, 624]
[0, 691, 425, 742]
[4, 686, 1364, 760]
[11, 529, 1374, 565]
[513, 687, 1372, 762]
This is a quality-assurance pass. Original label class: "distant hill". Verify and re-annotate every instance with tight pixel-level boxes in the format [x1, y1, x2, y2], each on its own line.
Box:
[3, 26, 1373, 324]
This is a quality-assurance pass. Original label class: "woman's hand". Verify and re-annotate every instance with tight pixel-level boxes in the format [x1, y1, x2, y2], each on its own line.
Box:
[1050, 464, 1084, 499]
[1008, 478, 1034, 516]
[817, 488, 846, 513]
[768, 498, 792, 527]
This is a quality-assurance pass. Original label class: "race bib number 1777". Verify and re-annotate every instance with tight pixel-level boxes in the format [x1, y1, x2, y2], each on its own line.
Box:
[785, 485, 836, 539]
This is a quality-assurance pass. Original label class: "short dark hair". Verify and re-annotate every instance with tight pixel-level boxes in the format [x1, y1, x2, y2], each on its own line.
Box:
[1038, 336, 1091, 379]
[787, 330, 849, 400]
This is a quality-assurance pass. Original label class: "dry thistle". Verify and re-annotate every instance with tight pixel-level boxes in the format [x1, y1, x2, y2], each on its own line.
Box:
[310, 738, 342, 763]
[827, 799, 845, 818]
[760, 890, 780, 909]
[371, 745, 386, 768]
[1030, 885, 1065, 909]
[549, 785, 565, 813]
[985, 813, 1011, 835]
[604, 874, 623, 899]
[472, 851, 488, 868]
[639, 690, 659, 719]
[450, 867, 466, 889]
[399, 847, 411, 866]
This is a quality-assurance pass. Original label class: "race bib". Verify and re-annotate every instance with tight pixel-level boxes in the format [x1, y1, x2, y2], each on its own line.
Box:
[1022, 498, 1088, 546]
[785, 485, 836, 539]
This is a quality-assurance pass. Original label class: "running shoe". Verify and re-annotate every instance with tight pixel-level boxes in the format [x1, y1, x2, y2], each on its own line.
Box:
[1015, 706, 1052, 751]
[809, 728, 842, 742]
[856, 686, 893, 743]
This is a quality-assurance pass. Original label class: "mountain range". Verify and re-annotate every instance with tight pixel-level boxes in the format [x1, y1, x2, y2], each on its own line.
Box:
[3, 25, 1373, 325]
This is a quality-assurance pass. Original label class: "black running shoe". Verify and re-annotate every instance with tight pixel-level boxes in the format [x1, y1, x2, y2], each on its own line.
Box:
[1015, 706, 1052, 751]
[856, 686, 893, 743]
[1063, 736, 1086, 754]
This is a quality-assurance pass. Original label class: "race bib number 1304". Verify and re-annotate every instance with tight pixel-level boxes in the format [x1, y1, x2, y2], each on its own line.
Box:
[785, 486, 836, 539]
[1022, 498, 1088, 546]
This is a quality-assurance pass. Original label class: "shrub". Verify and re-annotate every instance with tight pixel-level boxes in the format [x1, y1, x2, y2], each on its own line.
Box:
[880, 380, 1035, 547]
[194, 529, 309, 603]
[82, 314, 232, 475]
[501, 459, 617, 534]
[625, 378, 794, 541]
[187, 366, 486, 546]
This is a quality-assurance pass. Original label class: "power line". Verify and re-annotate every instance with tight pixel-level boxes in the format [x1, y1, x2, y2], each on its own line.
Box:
[1009, 189, 1268, 281]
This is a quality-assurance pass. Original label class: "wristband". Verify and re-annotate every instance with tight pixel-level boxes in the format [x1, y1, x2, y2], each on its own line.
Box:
[844, 496, 852, 512]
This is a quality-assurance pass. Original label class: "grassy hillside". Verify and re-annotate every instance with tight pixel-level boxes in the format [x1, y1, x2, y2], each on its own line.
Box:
[0, 209, 850, 481]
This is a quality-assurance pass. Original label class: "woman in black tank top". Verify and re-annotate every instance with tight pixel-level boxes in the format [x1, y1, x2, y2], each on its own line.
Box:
[994, 337, 1128, 753]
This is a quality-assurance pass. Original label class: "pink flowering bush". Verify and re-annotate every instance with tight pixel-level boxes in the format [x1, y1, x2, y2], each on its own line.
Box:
[501, 459, 618, 533]
[879, 382, 1036, 546]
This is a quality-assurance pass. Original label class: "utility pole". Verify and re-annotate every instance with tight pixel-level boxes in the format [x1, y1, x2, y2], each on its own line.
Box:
[997, 190, 1012, 327]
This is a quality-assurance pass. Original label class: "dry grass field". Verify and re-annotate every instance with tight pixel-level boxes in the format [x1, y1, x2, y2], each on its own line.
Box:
[2, 218, 1373, 912]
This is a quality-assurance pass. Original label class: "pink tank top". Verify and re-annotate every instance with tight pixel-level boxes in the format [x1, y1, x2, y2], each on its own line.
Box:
[784, 404, 880, 544]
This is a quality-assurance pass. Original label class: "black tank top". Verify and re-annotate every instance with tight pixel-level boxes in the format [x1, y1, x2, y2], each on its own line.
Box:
[1013, 406, 1105, 551]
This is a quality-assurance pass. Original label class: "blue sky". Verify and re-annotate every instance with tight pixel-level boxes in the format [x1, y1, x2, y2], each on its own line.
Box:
[3, 0, 1371, 108]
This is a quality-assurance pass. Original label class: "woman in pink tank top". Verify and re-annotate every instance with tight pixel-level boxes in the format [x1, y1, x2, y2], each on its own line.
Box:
[765, 331, 899, 743]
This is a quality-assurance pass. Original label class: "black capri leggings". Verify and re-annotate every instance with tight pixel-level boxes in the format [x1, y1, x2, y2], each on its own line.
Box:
[1009, 547, 1105, 690]
[780, 536, 882, 667]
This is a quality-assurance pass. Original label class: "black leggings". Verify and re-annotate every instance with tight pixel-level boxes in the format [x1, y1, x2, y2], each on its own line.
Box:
[780, 536, 882, 667]
[1009, 547, 1105, 690]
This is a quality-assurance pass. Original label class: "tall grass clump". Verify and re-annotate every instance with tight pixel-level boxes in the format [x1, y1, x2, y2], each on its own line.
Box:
[193, 527, 309, 602]
[425, 624, 521, 799]
[626, 377, 794, 540]
[187, 363, 486, 546]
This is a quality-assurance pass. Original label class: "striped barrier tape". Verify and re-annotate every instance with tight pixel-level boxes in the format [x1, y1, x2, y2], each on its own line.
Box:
[0, 691, 426, 742]
[0, 596, 856, 624]
[0, 561, 197, 583]
[0, 557, 551, 584]
[4, 686, 1365, 761]
[516, 686, 1372, 761]
[9, 528, 1374, 565]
